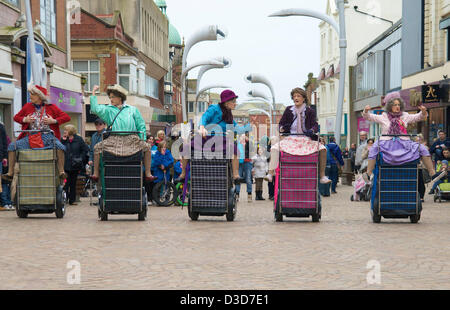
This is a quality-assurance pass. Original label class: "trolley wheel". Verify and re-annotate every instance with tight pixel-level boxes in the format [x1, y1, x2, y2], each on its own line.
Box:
[188, 208, 199, 221]
[410, 214, 420, 223]
[371, 209, 381, 223]
[99, 211, 108, 221]
[350, 195, 354, 201]
[55, 186, 66, 219]
[16, 206, 28, 219]
[312, 214, 320, 222]
[138, 208, 147, 221]
[226, 188, 236, 222]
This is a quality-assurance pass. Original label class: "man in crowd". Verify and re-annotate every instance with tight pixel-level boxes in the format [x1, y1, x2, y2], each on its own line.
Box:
[430, 130, 450, 162]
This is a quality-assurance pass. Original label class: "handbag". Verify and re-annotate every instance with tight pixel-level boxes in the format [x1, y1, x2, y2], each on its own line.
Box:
[29, 132, 45, 149]
[102, 107, 125, 140]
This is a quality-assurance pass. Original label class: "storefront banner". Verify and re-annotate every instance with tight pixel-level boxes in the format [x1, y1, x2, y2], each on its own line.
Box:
[357, 117, 370, 133]
[50, 86, 82, 113]
[399, 83, 441, 111]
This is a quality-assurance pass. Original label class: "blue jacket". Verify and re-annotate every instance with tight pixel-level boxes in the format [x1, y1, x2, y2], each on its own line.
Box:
[89, 130, 105, 162]
[174, 161, 182, 180]
[326, 143, 345, 166]
[237, 142, 245, 164]
[151, 149, 174, 183]
[201, 104, 251, 135]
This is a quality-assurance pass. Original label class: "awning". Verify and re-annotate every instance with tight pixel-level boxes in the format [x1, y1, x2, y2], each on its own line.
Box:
[326, 64, 335, 79]
[317, 68, 326, 81]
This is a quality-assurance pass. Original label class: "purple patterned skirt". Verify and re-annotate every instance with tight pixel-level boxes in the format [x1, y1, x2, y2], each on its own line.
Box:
[369, 139, 430, 165]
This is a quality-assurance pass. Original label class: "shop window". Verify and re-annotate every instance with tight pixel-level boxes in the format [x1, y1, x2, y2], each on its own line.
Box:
[188, 101, 194, 113]
[4, 0, 20, 8]
[40, 0, 56, 44]
[73, 60, 99, 92]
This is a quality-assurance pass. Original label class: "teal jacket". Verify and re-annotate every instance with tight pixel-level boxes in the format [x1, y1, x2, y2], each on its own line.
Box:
[200, 104, 251, 135]
[90, 96, 146, 140]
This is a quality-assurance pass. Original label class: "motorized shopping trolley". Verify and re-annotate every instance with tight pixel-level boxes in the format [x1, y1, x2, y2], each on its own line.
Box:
[274, 133, 321, 222]
[370, 135, 422, 223]
[97, 132, 147, 221]
[15, 130, 66, 219]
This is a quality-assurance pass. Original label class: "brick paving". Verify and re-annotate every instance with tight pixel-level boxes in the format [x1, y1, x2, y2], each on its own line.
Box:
[0, 183, 449, 290]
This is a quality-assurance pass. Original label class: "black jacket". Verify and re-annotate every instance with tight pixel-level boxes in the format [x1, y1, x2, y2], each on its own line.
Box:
[61, 135, 89, 171]
[0, 123, 7, 160]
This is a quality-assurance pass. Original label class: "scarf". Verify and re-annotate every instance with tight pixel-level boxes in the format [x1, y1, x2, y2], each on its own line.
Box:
[293, 104, 307, 134]
[387, 112, 407, 135]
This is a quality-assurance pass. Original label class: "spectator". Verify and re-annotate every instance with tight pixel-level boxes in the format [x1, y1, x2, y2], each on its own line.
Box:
[355, 131, 368, 172]
[61, 125, 89, 205]
[173, 159, 182, 181]
[342, 147, 350, 159]
[415, 134, 429, 201]
[442, 147, 450, 161]
[349, 143, 357, 173]
[236, 134, 253, 203]
[88, 118, 106, 167]
[0, 124, 12, 210]
[326, 136, 345, 194]
[428, 160, 449, 195]
[155, 130, 166, 147]
[252, 146, 268, 201]
[360, 138, 375, 172]
[430, 130, 450, 162]
[151, 140, 174, 184]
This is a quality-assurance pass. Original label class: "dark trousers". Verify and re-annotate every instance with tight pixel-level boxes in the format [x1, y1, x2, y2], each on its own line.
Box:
[418, 170, 425, 199]
[268, 180, 274, 198]
[64, 170, 79, 204]
[145, 178, 155, 202]
[326, 164, 339, 192]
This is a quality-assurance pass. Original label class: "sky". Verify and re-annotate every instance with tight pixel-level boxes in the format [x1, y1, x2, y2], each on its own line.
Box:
[164, 0, 327, 106]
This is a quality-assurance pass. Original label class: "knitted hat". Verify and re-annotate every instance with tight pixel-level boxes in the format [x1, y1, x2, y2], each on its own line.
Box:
[442, 160, 449, 166]
[220, 89, 238, 104]
[28, 84, 49, 101]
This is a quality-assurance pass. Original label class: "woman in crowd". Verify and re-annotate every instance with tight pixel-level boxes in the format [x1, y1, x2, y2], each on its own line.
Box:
[175, 89, 251, 184]
[2, 84, 70, 183]
[151, 140, 174, 184]
[252, 146, 268, 201]
[61, 125, 89, 205]
[89, 84, 156, 182]
[361, 92, 435, 184]
[264, 87, 331, 185]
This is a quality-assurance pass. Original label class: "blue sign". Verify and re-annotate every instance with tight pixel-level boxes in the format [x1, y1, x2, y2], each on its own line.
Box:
[26, 39, 45, 102]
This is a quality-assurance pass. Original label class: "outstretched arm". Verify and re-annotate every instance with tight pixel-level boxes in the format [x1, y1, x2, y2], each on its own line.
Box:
[362, 105, 385, 123]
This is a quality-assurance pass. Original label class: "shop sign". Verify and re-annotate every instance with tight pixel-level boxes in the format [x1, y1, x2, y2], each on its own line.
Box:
[421, 84, 440, 104]
[50, 86, 82, 113]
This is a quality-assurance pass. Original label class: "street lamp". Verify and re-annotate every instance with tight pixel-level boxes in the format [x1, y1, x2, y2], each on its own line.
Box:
[25, 0, 43, 86]
[269, 0, 347, 145]
[248, 89, 274, 136]
[181, 25, 227, 123]
[196, 57, 231, 95]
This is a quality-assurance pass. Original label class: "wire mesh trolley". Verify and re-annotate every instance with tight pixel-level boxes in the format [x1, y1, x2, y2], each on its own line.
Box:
[370, 135, 422, 223]
[15, 130, 66, 219]
[97, 132, 147, 221]
[274, 133, 321, 222]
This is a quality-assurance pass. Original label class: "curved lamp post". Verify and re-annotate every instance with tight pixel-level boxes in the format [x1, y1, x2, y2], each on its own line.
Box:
[181, 25, 227, 123]
[196, 57, 231, 95]
[248, 89, 274, 136]
[269, 0, 347, 145]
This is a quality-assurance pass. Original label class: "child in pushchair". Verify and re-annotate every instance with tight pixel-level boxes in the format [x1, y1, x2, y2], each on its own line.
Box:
[351, 174, 371, 201]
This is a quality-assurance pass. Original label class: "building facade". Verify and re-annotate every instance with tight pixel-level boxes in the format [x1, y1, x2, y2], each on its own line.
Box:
[0, 0, 83, 139]
[78, 0, 169, 133]
[318, 0, 402, 147]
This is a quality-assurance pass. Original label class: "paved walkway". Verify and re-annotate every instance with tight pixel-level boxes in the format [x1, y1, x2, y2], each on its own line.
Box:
[0, 183, 449, 289]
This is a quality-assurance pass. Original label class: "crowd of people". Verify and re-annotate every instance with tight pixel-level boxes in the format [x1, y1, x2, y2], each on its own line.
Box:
[0, 83, 448, 211]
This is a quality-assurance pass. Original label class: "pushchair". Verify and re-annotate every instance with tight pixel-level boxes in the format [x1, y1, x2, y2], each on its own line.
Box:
[350, 174, 371, 201]
[433, 181, 450, 203]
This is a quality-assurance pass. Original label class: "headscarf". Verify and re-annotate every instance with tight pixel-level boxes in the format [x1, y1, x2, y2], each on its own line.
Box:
[387, 112, 407, 135]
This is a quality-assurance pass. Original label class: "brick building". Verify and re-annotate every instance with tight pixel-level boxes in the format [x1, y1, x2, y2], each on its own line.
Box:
[0, 0, 83, 139]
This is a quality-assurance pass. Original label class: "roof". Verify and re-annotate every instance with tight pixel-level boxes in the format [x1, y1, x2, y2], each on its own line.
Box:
[169, 23, 181, 46]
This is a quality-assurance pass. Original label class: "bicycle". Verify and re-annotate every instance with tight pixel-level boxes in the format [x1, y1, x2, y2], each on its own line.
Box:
[152, 170, 177, 206]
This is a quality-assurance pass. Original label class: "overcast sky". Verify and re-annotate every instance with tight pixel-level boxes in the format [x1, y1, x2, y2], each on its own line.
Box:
[165, 0, 327, 106]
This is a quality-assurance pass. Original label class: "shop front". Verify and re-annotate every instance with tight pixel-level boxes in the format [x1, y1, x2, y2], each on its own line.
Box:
[398, 81, 449, 145]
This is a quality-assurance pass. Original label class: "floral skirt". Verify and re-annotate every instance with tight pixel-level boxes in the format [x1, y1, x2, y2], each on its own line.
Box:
[94, 134, 149, 157]
[273, 136, 325, 156]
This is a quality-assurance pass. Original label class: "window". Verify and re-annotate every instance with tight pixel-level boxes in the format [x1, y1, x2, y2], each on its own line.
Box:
[188, 102, 194, 113]
[354, 53, 377, 101]
[73, 60, 99, 92]
[4, 0, 19, 7]
[385, 41, 402, 90]
[198, 101, 207, 113]
[118, 64, 130, 91]
[321, 33, 326, 60]
[40, 0, 56, 44]
[145, 75, 159, 99]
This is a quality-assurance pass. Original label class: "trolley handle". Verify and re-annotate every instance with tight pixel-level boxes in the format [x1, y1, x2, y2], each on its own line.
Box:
[280, 133, 307, 137]
[102, 131, 143, 135]
[15, 129, 54, 134]
[381, 134, 417, 137]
